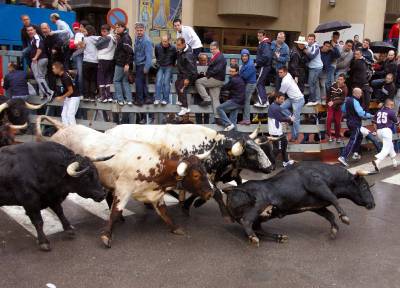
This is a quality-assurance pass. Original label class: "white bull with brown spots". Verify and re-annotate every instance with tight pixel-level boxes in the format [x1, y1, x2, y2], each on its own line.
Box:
[36, 116, 214, 248]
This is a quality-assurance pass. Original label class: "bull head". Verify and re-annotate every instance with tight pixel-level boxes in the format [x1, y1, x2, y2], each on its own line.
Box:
[67, 162, 90, 177]
[248, 124, 261, 140]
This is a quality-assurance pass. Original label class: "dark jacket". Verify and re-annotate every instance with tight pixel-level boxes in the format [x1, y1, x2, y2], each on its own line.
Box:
[288, 46, 308, 80]
[321, 47, 340, 71]
[221, 75, 246, 105]
[206, 52, 227, 81]
[155, 43, 177, 67]
[327, 82, 348, 110]
[380, 82, 397, 102]
[42, 34, 64, 63]
[21, 24, 43, 48]
[349, 59, 369, 86]
[114, 30, 133, 67]
[176, 45, 197, 83]
[3, 70, 29, 97]
[361, 48, 374, 65]
[256, 38, 272, 67]
[343, 96, 372, 126]
[375, 59, 397, 80]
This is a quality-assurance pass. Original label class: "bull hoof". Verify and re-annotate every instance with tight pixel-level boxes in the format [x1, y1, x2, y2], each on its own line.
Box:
[172, 227, 185, 235]
[248, 235, 260, 247]
[330, 227, 338, 239]
[39, 243, 51, 252]
[275, 234, 288, 243]
[340, 215, 350, 225]
[100, 234, 112, 248]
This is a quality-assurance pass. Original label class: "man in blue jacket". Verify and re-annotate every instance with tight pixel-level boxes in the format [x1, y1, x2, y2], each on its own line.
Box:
[255, 30, 272, 108]
[320, 41, 340, 98]
[134, 22, 153, 105]
[338, 87, 373, 167]
[238, 49, 257, 125]
[216, 64, 245, 131]
[3, 62, 29, 99]
[271, 32, 290, 91]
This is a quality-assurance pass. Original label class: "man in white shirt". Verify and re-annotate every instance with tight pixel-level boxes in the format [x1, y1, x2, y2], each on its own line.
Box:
[173, 19, 202, 58]
[278, 66, 305, 142]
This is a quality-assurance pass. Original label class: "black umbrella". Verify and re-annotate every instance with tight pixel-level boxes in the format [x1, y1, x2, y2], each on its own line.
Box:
[370, 41, 397, 53]
[314, 21, 351, 33]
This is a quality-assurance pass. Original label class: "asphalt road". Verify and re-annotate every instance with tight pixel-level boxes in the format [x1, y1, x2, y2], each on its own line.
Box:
[1, 157, 400, 288]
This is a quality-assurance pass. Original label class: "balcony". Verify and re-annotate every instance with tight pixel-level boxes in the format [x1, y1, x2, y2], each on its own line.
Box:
[67, 0, 110, 9]
[217, 0, 279, 18]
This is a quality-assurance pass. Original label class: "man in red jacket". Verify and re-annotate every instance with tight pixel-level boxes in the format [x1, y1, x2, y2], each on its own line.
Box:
[388, 18, 400, 48]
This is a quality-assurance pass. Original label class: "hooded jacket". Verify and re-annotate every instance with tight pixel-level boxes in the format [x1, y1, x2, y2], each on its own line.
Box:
[176, 44, 197, 82]
[114, 29, 133, 67]
[239, 49, 256, 84]
[256, 38, 272, 67]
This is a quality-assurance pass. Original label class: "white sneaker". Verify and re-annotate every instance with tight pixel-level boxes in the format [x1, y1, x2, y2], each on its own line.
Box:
[154, 100, 160, 105]
[161, 100, 168, 105]
[127, 101, 133, 106]
[283, 160, 295, 167]
[254, 102, 268, 108]
[338, 156, 349, 167]
[392, 158, 398, 168]
[352, 153, 361, 160]
[118, 101, 124, 106]
[224, 124, 235, 131]
[176, 101, 183, 106]
[178, 107, 190, 116]
[306, 101, 318, 106]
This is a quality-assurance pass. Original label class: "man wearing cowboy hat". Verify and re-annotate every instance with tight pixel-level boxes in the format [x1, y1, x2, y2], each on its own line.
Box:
[289, 35, 308, 93]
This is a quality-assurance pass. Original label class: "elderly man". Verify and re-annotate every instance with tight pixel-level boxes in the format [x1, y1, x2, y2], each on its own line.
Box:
[335, 39, 354, 78]
[289, 36, 308, 93]
[195, 41, 226, 122]
[173, 19, 202, 58]
[338, 88, 373, 167]
[271, 32, 289, 91]
[134, 22, 153, 106]
[349, 49, 371, 109]
[154, 34, 177, 105]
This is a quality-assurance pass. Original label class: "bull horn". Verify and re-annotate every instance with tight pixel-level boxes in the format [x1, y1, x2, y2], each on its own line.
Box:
[249, 123, 261, 140]
[67, 162, 90, 177]
[177, 161, 188, 177]
[231, 141, 244, 157]
[0, 103, 9, 113]
[8, 122, 28, 130]
[196, 144, 216, 160]
[25, 101, 45, 110]
[356, 170, 378, 176]
[91, 155, 115, 162]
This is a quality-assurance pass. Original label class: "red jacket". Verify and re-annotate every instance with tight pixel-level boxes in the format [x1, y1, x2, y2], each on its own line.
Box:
[389, 23, 400, 40]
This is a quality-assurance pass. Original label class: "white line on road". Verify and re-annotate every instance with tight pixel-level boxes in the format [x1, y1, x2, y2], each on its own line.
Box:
[348, 156, 400, 174]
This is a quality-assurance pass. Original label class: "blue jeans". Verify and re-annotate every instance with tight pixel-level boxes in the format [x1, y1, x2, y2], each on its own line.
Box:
[155, 66, 172, 102]
[216, 100, 243, 126]
[308, 67, 322, 102]
[243, 83, 256, 121]
[22, 46, 32, 68]
[326, 65, 335, 93]
[281, 97, 305, 140]
[113, 65, 132, 102]
[73, 53, 84, 94]
[135, 64, 149, 102]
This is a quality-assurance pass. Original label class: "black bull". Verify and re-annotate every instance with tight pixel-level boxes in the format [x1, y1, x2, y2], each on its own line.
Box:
[224, 162, 376, 246]
[0, 142, 107, 251]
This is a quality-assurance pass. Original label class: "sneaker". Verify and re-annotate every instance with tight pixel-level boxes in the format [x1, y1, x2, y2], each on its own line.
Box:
[90, 99, 96, 102]
[176, 101, 183, 106]
[392, 158, 398, 168]
[161, 100, 168, 105]
[352, 153, 361, 160]
[108, 98, 114, 103]
[178, 107, 190, 116]
[238, 120, 251, 125]
[118, 101, 124, 106]
[338, 156, 349, 167]
[306, 101, 318, 106]
[336, 138, 342, 143]
[144, 99, 153, 105]
[154, 100, 160, 105]
[127, 101, 133, 106]
[254, 102, 268, 108]
[283, 160, 295, 167]
[199, 100, 211, 107]
[101, 98, 108, 103]
[224, 124, 235, 131]
[328, 137, 333, 142]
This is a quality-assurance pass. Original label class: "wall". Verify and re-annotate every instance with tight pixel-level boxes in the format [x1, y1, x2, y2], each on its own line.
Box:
[192, 0, 306, 32]
[110, 0, 137, 39]
[364, 0, 387, 40]
[217, 0, 279, 18]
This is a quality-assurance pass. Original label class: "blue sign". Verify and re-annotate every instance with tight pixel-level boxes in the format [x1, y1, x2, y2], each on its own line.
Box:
[107, 8, 128, 27]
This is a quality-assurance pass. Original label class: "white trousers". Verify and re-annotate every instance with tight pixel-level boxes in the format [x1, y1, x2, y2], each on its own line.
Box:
[61, 97, 80, 126]
[375, 128, 396, 161]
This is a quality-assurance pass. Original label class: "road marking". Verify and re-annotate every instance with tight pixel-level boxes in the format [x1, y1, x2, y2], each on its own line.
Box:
[348, 156, 400, 174]
[382, 174, 400, 186]
[66, 193, 134, 220]
[0, 206, 63, 237]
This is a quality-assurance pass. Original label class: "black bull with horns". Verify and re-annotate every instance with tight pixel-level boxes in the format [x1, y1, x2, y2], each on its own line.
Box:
[224, 162, 376, 246]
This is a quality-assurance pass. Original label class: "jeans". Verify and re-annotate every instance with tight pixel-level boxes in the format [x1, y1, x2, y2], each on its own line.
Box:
[326, 65, 335, 95]
[175, 79, 189, 108]
[135, 64, 149, 102]
[243, 83, 256, 121]
[73, 53, 84, 94]
[113, 65, 132, 102]
[308, 67, 322, 102]
[22, 46, 32, 68]
[155, 66, 172, 102]
[280, 97, 305, 140]
[61, 96, 80, 126]
[256, 66, 271, 104]
[216, 100, 243, 126]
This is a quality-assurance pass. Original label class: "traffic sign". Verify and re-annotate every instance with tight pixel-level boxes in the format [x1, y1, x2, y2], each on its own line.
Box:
[107, 8, 128, 28]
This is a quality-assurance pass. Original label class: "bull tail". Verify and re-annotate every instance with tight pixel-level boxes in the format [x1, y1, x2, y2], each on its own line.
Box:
[35, 115, 64, 142]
